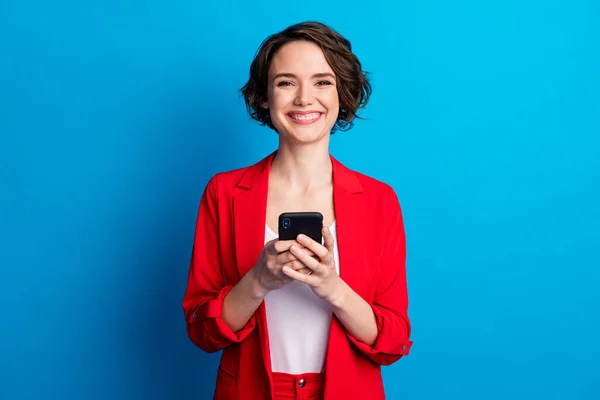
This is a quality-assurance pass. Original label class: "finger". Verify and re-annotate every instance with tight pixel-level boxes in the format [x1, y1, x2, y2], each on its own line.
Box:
[275, 251, 294, 265]
[274, 244, 317, 263]
[288, 260, 308, 271]
[296, 267, 313, 275]
[271, 240, 295, 254]
[293, 245, 318, 259]
[297, 245, 317, 258]
[282, 265, 318, 285]
[290, 244, 323, 275]
[275, 251, 313, 267]
[322, 226, 335, 255]
[296, 234, 331, 264]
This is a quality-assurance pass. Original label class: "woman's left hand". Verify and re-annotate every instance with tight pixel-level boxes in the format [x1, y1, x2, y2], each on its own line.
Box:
[282, 225, 344, 306]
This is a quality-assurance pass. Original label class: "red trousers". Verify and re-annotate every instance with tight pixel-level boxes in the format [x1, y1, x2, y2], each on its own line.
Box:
[272, 372, 325, 400]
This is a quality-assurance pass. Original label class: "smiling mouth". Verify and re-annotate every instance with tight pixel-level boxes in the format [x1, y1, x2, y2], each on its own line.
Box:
[286, 112, 323, 124]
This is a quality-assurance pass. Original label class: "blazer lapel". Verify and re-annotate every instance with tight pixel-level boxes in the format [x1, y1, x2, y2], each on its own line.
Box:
[330, 155, 365, 293]
[232, 151, 276, 394]
[233, 152, 274, 278]
[324, 156, 366, 386]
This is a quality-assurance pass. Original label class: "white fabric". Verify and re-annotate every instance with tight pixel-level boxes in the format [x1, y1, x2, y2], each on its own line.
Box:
[263, 221, 340, 374]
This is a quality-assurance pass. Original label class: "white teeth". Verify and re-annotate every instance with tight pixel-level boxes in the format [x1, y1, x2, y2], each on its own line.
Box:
[290, 113, 321, 121]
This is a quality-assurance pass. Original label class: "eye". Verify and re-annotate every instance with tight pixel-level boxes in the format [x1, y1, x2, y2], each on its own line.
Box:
[316, 80, 333, 86]
[276, 81, 292, 87]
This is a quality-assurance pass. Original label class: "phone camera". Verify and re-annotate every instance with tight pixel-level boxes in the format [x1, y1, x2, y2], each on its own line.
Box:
[282, 218, 291, 229]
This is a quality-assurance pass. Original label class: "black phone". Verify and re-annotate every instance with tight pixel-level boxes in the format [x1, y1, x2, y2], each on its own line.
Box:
[278, 212, 323, 244]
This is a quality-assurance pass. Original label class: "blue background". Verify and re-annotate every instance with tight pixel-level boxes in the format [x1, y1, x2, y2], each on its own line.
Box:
[1, 0, 599, 399]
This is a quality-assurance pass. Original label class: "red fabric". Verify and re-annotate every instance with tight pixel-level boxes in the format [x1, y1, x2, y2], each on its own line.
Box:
[272, 372, 325, 400]
[182, 151, 413, 400]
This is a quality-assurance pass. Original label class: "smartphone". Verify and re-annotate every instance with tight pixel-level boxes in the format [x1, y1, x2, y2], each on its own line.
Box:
[278, 212, 323, 244]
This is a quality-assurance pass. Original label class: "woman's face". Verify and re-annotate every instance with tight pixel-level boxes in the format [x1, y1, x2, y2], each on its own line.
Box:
[263, 40, 339, 144]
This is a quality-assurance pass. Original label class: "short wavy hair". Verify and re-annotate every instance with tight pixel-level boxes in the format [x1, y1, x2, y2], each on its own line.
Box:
[240, 21, 372, 133]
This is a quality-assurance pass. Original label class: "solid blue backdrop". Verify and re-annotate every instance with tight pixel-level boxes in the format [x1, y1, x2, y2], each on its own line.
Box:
[1, 1, 599, 399]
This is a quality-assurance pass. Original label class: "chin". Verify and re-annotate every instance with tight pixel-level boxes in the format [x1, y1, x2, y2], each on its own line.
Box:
[275, 120, 335, 144]
[282, 128, 330, 144]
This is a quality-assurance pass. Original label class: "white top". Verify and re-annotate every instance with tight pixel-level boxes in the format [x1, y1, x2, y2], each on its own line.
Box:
[263, 222, 341, 374]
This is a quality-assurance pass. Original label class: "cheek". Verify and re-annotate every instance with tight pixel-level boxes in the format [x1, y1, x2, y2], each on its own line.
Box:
[269, 91, 292, 112]
[325, 89, 340, 109]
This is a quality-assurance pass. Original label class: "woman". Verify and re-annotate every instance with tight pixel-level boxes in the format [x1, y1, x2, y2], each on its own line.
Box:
[183, 21, 412, 399]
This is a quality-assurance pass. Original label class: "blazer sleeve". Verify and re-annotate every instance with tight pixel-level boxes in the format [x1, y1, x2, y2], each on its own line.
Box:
[182, 175, 257, 353]
[346, 185, 413, 365]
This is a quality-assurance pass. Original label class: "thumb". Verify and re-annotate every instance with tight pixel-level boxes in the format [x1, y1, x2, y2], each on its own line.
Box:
[323, 226, 335, 254]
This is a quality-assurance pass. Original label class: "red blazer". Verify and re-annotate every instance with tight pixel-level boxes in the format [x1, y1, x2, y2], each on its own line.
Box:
[183, 152, 412, 399]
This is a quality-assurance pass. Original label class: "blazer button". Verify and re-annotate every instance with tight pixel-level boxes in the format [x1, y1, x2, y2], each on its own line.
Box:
[402, 345, 407, 350]
[298, 378, 306, 388]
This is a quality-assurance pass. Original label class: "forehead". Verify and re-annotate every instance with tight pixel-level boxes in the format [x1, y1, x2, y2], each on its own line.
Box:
[269, 40, 334, 76]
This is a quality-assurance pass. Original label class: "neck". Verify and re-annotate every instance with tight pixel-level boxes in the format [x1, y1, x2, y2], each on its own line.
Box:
[271, 140, 333, 192]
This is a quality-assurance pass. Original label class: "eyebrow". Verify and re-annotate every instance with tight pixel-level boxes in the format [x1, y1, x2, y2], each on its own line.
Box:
[272, 72, 336, 82]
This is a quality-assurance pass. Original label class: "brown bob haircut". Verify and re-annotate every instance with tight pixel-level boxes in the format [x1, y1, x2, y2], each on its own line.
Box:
[240, 21, 372, 133]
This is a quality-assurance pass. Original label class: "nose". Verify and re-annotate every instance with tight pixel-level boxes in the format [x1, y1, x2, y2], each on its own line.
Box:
[293, 82, 314, 106]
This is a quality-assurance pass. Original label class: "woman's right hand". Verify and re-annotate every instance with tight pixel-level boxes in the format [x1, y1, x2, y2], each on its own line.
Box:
[252, 239, 315, 295]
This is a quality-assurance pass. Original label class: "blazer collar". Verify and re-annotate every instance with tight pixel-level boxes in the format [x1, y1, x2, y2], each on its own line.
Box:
[235, 150, 363, 194]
